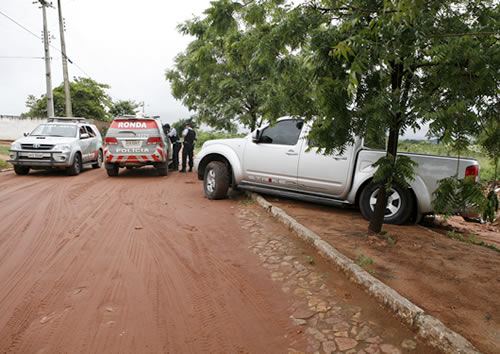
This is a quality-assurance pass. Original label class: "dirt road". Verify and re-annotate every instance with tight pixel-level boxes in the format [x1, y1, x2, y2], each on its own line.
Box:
[0, 167, 294, 353]
[0, 167, 432, 353]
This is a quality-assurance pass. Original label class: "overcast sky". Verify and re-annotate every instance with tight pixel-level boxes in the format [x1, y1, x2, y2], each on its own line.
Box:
[0, 0, 428, 138]
[0, 0, 214, 125]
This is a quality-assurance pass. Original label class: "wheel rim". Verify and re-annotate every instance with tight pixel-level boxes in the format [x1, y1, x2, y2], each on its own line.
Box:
[369, 187, 401, 218]
[206, 169, 216, 193]
[75, 156, 81, 173]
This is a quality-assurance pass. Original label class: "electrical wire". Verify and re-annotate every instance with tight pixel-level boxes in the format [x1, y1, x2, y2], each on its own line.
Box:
[0, 7, 116, 100]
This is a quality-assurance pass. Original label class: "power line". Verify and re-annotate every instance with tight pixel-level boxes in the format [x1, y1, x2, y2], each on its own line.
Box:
[0, 7, 92, 79]
[0, 56, 44, 59]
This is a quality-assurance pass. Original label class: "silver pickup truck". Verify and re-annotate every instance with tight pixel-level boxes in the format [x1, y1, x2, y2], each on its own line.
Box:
[8, 117, 103, 176]
[194, 118, 480, 224]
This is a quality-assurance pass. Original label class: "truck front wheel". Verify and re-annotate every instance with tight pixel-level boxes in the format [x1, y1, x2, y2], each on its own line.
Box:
[359, 181, 413, 225]
[204, 161, 229, 200]
[67, 153, 82, 176]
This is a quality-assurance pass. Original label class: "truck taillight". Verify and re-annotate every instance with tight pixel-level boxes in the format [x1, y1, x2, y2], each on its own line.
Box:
[465, 165, 479, 181]
[147, 137, 162, 144]
[105, 137, 117, 144]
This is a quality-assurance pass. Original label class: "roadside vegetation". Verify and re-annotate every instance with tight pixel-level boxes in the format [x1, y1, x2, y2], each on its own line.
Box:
[167, 0, 499, 233]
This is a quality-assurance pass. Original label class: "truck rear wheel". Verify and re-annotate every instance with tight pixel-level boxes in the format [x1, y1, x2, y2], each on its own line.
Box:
[106, 165, 119, 177]
[14, 165, 30, 175]
[359, 181, 413, 225]
[204, 161, 229, 200]
[92, 150, 103, 169]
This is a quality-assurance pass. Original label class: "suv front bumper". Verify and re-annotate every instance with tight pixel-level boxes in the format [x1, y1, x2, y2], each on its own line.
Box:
[8, 149, 72, 168]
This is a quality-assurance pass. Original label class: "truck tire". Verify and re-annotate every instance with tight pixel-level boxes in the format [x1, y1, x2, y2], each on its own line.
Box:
[14, 165, 30, 175]
[67, 153, 82, 176]
[92, 150, 103, 169]
[359, 181, 413, 225]
[204, 161, 229, 200]
[106, 164, 119, 177]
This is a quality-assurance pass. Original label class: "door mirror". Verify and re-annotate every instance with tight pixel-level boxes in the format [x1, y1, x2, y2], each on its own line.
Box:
[80, 133, 89, 139]
[24, 132, 29, 137]
[252, 129, 261, 143]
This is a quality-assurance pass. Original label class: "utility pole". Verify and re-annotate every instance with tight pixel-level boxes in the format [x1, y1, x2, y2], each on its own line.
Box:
[39, 0, 55, 117]
[57, 0, 72, 116]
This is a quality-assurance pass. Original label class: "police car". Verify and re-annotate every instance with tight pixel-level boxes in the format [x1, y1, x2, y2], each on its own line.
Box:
[104, 115, 172, 176]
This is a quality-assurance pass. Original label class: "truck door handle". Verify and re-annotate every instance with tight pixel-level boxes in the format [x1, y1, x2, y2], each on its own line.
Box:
[286, 150, 298, 156]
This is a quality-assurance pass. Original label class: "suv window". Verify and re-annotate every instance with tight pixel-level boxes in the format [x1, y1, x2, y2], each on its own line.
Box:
[260, 120, 303, 146]
[85, 125, 96, 137]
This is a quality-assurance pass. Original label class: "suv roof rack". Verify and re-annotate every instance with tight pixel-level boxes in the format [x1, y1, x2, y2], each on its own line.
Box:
[113, 115, 159, 120]
[47, 117, 90, 123]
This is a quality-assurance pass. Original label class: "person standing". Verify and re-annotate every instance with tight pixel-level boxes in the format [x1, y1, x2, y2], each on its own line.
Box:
[163, 123, 181, 171]
[180, 122, 197, 172]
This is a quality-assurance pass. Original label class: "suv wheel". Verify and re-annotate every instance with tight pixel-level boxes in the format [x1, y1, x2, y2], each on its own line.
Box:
[156, 163, 168, 176]
[92, 150, 103, 169]
[67, 153, 82, 176]
[204, 161, 230, 200]
[14, 165, 30, 175]
[106, 165, 119, 177]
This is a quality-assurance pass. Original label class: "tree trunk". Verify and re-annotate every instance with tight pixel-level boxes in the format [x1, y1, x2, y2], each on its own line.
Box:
[368, 61, 402, 233]
[368, 126, 399, 233]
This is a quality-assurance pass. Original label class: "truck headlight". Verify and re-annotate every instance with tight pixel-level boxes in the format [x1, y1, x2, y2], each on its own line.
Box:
[54, 144, 71, 152]
[11, 142, 21, 150]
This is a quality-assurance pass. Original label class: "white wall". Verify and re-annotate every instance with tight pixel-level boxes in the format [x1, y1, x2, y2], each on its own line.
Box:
[0, 116, 47, 141]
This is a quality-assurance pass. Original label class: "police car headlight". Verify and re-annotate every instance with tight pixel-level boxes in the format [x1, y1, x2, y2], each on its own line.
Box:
[11, 142, 21, 150]
[54, 144, 71, 152]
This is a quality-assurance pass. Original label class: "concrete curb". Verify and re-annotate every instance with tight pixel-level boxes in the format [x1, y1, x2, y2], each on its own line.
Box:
[248, 192, 481, 354]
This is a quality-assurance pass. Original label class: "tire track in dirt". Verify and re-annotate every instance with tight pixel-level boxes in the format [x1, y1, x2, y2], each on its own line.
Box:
[0, 168, 293, 353]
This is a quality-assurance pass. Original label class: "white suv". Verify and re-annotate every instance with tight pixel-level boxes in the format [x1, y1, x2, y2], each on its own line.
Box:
[8, 117, 103, 176]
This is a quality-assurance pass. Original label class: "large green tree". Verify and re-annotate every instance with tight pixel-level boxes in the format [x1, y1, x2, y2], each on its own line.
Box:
[22, 77, 112, 121]
[200, 0, 498, 232]
[109, 100, 140, 117]
[166, 1, 309, 131]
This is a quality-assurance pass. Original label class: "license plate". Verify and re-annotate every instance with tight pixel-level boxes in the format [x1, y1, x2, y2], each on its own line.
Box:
[27, 152, 48, 158]
[124, 140, 142, 148]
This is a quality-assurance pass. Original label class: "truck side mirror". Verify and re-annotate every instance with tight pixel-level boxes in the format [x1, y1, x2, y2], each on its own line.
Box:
[252, 129, 261, 143]
[24, 132, 29, 137]
[80, 133, 89, 139]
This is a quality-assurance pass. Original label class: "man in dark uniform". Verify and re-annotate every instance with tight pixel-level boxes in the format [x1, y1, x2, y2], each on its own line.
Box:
[180, 122, 197, 172]
[163, 123, 181, 171]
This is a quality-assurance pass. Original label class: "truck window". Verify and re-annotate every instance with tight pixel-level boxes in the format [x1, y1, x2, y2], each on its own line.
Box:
[260, 120, 303, 145]
[85, 126, 96, 137]
[363, 128, 387, 150]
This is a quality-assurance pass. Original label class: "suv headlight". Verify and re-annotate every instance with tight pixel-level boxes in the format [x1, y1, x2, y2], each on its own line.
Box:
[11, 142, 21, 150]
[54, 144, 71, 152]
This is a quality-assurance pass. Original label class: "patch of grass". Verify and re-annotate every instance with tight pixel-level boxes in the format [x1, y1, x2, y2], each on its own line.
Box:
[446, 230, 500, 253]
[356, 254, 374, 268]
[238, 199, 255, 206]
[0, 146, 9, 155]
[0, 159, 10, 170]
[306, 255, 314, 265]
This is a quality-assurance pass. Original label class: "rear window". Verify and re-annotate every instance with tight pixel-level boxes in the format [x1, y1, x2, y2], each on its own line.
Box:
[110, 120, 158, 130]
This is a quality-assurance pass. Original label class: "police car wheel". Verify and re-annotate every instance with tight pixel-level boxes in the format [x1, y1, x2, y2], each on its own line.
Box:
[92, 150, 103, 169]
[67, 153, 82, 176]
[204, 161, 229, 200]
[157, 166, 168, 176]
[106, 165, 119, 177]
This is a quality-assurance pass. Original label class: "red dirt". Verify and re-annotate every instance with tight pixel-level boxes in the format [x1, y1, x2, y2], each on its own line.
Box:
[271, 197, 500, 353]
[0, 168, 294, 353]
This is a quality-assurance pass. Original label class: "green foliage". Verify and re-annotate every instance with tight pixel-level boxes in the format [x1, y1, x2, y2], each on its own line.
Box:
[484, 190, 499, 223]
[306, 255, 314, 265]
[195, 130, 245, 149]
[447, 230, 500, 253]
[0, 159, 9, 170]
[0, 146, 9, 155]
[109, 100, 139, 117]
[373, 154, 418, 191]
[433, 176, 486, 219]
[22, 77, 112, 121]
[356, 254, 374, 268]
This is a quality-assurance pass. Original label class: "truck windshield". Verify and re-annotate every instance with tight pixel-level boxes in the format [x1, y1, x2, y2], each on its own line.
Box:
[31, 124, 77, 137]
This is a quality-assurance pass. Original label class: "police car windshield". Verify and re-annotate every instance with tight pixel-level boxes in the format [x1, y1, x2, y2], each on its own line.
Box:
[31, 124, 77, 137]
